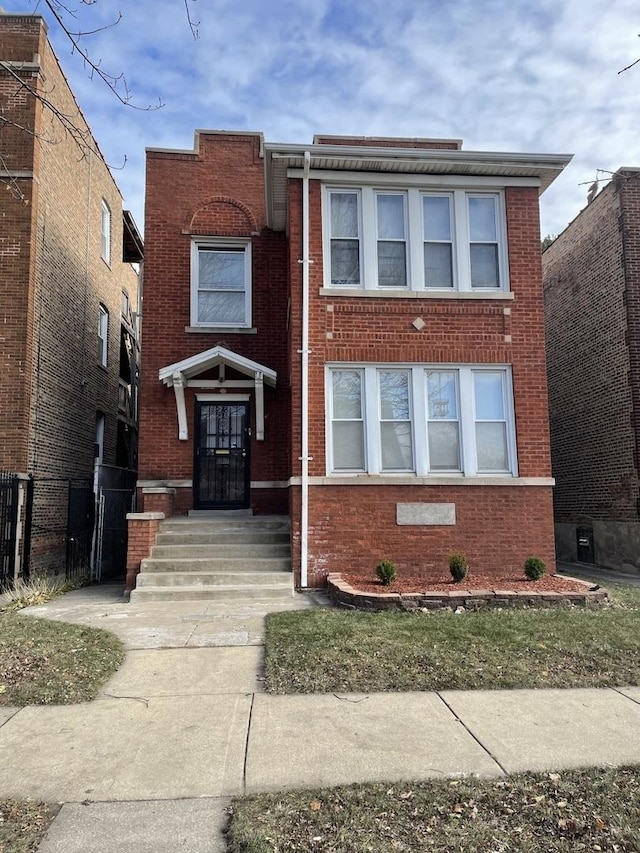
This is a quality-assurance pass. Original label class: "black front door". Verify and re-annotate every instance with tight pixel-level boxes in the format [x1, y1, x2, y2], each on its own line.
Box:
[194, 402, 250, 509]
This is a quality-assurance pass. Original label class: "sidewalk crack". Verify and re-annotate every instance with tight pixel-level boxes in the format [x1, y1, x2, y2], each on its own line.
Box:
[612, 687, 640, 707]
[436, 692, 508, 776]
[243, 692, 256, 792]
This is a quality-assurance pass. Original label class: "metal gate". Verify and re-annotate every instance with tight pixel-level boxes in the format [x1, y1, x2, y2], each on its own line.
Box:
[92, 466, 136, 582]
[0, 472, 33, 587]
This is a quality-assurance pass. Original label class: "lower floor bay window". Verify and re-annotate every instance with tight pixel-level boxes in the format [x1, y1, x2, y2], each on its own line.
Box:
[327, 364, 517, 476]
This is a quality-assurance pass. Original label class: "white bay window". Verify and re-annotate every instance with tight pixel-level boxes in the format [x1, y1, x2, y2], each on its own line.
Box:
[324, 186, 507, 293]
[327, 365, 516, 476]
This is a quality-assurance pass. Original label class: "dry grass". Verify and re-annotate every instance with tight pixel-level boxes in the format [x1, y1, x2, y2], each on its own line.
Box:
[228, 767, 640, 852]
[0, 800, 59, 853]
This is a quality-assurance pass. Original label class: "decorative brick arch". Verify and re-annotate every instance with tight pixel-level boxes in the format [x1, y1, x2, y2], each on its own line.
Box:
[187, 196, 259, 237]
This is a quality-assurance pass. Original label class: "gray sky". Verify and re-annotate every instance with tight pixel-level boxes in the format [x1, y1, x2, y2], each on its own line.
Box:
[6, 0, 640, 237]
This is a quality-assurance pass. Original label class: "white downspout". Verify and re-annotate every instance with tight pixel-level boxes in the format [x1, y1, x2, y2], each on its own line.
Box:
[300, 151, 312, 588]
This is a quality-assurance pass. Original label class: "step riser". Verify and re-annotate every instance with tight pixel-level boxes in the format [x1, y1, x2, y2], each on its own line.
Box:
[155, 533, 290, 546]
[160, 516, 291, 531]
[130, 586, 294, 603]
[151, 544, 290, 558]
[136, 572, 292, 588]
[142, 558, 291, 573]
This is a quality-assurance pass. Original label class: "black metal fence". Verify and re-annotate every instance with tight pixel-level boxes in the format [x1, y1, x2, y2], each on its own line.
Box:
[0, 466, 136, 587]
[0, 472, 33, 587]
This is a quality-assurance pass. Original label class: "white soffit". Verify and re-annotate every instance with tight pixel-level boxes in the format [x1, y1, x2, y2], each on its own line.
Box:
[264, 143, 573, 231]
[159, 345, 277, 387]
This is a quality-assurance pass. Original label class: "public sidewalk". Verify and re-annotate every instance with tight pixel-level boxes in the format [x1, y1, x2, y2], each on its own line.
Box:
[2, 584, 640, 852]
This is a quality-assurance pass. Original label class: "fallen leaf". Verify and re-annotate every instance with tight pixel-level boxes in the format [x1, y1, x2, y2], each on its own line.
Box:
[310, 801, 321, 811]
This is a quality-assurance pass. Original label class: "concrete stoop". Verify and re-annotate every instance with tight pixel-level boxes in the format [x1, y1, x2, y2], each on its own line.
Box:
[130, 514, 293, 603]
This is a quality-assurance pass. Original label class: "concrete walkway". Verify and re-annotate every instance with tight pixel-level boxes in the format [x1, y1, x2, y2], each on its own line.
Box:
[2, 584, 640, 852]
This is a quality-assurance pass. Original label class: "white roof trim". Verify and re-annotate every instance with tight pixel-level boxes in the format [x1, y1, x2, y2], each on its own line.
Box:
[159, 345, 277, 387]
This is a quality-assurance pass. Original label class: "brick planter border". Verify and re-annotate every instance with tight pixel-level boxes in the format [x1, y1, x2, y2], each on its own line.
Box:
[327, 573, 608, 611]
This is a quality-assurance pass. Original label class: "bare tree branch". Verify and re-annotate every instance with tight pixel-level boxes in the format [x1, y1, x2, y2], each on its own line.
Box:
[184, 0, 201, 40]
[42, 0, 164, 111]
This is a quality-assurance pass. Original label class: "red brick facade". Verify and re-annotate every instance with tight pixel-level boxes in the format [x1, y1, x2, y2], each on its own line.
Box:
[0, 15, 140, 573]
[543, 170, 640, 573]
[140, 130, 568, 587]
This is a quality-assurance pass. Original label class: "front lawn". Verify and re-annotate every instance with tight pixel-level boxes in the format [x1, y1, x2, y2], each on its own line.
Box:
[0, 611, 125, 706]
[0, 800, 58, 853]
[265, 577, 640, 693]
[227, 767, 640, 852]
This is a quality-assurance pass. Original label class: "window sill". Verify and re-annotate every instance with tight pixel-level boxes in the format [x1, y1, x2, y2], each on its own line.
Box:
[185, 326, 257, 334]
[293, 475, 554, 487]
[319, 288, 515, 300]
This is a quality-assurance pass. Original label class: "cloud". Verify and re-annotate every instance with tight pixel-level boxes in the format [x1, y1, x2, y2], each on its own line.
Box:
[3, 0, 640, 237]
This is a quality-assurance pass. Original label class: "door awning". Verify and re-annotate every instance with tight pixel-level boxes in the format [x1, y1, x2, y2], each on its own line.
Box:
[159, 345, 277, 441]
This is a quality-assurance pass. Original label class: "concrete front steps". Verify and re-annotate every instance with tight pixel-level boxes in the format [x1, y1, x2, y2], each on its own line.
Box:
[130, 513, 293, 603]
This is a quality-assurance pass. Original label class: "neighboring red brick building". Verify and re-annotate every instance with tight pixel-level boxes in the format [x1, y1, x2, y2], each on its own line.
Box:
[543, 169, 640, 575]
[138, 130, 570, 588]
[0, 14, 142, 578]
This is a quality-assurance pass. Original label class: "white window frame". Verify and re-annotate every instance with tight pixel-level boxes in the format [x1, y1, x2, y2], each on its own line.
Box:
[190, 238, 252, 328]
[101, 199, 111, 265]
[326, 364, 517, 477]
[98, 304, 108, 367]
[322, 185, 509, 293]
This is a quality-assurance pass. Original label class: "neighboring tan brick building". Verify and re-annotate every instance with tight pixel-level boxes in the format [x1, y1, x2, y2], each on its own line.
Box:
[138, 130, 570, 588]
[543, 168, 640, 575]
[0, 14, 143, 576]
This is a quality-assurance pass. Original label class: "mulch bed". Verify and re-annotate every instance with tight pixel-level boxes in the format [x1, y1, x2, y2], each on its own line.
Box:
[345, 572, 594, 595]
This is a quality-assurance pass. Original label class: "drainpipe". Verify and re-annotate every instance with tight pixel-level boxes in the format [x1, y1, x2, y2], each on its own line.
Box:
[300, 151, 312, 588]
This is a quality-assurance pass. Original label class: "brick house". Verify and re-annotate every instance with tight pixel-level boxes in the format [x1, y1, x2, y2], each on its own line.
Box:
[135, 130, 570, 589]
[543, 168, 640, 575]
[0, 14, 143, 577]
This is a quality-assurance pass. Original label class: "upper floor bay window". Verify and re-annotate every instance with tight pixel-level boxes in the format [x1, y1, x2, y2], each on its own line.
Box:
[324, 186, 508, 293]
[191, 239, 252, 328]
[327, 365, 516, 476]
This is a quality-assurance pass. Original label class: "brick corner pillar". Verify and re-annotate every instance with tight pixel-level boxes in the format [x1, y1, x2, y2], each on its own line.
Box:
[125, 511, 164, 592]
[141, 487, 176, 517]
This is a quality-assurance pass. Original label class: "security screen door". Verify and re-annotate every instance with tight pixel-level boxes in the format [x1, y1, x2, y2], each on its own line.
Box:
[194, 402, 250, 509]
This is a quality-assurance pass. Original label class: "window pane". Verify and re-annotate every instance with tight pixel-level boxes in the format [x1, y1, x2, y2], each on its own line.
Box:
[470, 244, 499, 288]
[377, 195, 405, 239]
[198, 291, 245, 324]
[474, 372, 504, 419]
[423, 196, 451, 241]
[428, 422, 461, 470]
[469, 196, 497, 241]
[199, 251, 245, 289]
[331, 240, 360, 285]
[380, 371, 410, 419]
[476, 422, 508, 470]
[377, 242, 406, 287]
[427, 371, 458, 419]
[331, 193, 358, 238]
[333, 422, 364, 470]
[381, 423, 413, 470]
[332, 371, 362, 419]
[424, 243, 453, 288]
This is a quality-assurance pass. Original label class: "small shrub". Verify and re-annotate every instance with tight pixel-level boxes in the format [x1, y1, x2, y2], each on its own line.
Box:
[449, 552, 469, 583]
[375, 560, 397, 586]
[524, 557, 547, 581]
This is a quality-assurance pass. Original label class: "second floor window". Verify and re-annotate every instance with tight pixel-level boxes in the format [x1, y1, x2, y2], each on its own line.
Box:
[324, 186, 508, 293]
[191, 240, 252, 327]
